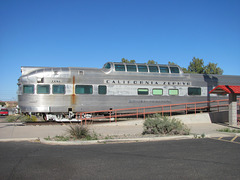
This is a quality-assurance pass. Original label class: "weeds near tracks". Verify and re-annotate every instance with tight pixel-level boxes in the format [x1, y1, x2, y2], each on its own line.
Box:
[6, 115, 38, 122]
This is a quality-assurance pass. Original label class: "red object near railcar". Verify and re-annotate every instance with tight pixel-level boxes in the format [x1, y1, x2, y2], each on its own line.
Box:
[0, 108, 9, 116]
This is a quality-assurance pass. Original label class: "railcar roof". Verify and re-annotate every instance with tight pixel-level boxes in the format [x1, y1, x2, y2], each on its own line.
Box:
[21, 66, 98, 76]
[20, 62, 183, 76]
[111, 62, 179, 66]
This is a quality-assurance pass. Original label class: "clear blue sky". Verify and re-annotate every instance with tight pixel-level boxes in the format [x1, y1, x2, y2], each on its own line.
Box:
[0, 0, 240, 101]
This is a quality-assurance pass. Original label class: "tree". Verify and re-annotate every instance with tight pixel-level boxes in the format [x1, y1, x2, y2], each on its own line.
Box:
[168, 61, 176, 65]
[204, 62, 223, 75]
[181, 67, 189, 73]
[185, 57, 223, 75]
[0, 101, 6, 107]
[121, 58, 135, 63]
[129, 60, 136, 63]
[121, 58, 129, 63]
[147, 60, 157, 64]
[187, 57, 205, 74]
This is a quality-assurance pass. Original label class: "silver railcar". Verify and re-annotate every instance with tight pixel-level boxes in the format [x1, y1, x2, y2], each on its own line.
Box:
[17, 62, 240, 121]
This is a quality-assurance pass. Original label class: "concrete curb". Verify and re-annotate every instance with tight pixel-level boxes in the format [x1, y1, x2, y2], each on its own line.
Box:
[0, 138, 39, 142]
[39, 133, 240, 145]
[0, 132, 237, 145]
[39, 135, 195, 145]
[0, 135, 194, 144]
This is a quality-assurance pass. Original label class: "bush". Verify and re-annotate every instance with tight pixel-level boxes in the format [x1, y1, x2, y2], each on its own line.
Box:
[21, 115, 38, 122]
[143, 114, 190, 135]
[6, 115, 38, 122]
[44, 125, 98, 141]
[29, 115, 38, 122]
[6, 115, 20, 122]
[217, 128, 240, 133]
[67, 124, 98, 140]
[44, 135, 70, 141]
[53, 135, 70, 141]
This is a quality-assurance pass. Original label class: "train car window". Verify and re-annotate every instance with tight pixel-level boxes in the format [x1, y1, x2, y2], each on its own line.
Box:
[115, 64, 125, 71]
[188, 87, 201, 95]
[138, 88, 149, 95]
[78, 71, 84, 75]
[98, 85, 107, 94]
[153, 89, 163, 95]
[169, 89, 179, 96]
[127, 65, 137, 72]
[37, 69, 44, 73]
[149, 66, 159, 73]
[104, 63, 111, 69]
[159, 66, 169, 73]
[75, 85, 93, 94]
[53, 85, 65, 94]
[170, 67, 180, 74]
[23, 85, 34, 94]
[138, 65, 148, 72]
[37, 85, 50, 94]
[61, 68, 69, 72]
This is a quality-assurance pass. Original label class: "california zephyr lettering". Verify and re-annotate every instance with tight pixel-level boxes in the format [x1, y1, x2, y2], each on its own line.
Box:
[104, 80, 191, 86]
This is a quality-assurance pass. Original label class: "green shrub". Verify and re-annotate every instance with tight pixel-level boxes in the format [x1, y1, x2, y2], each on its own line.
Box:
[28, 115, 38, 122]
[20, 115, 38, 122]
[6, 115, 38, 122]
[67, 124, 98, 140]
[44, 135, 70, 141]
[53, 135, 70, 141]
[21, 115, 38, 122]
[217, 128, 240, 133]
[6, 115, 21, 122]
[143, 114, 190, 135]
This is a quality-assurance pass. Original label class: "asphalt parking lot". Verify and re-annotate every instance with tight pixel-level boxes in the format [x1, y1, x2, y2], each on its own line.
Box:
[211, 136, 240, 144]
[1, 114, 240, 179]
[0, 138, 240, 180]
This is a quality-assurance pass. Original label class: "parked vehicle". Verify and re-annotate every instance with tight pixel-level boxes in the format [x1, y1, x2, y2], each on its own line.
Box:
[0, 108, 9, 116]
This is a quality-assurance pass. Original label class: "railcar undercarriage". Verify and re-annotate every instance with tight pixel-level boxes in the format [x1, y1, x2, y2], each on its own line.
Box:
[44, 113, 93, 122]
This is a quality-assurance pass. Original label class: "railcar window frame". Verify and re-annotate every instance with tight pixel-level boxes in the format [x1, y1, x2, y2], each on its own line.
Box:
[37, 85, 50, 94]
[138, 65, 148, 72]
[75, 85, 93, 94]
[170, 67, 180, 74]
[169, 89, 179, 96]
[104, 63, 111, 69]
[126, 65, 137, 72]
[149, 66, 159, 73]
[153, 88, 163, 95]
[138, 88, 149, 95]
[23, 85, 34, 94]
[98, 85, 107, 95]
[188, 87, 201, 96]
[115, 64, 125, 71]
[159, 66, 169, 73]
[52, 85, 65, 94]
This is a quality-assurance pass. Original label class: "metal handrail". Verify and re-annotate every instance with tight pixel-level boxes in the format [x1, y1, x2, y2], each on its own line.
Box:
[76, 98, 240, 124]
